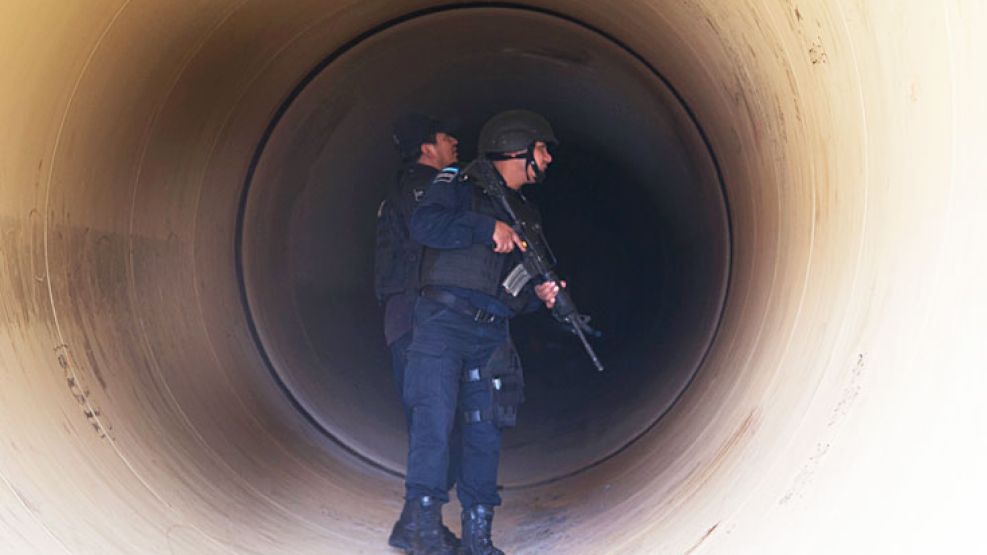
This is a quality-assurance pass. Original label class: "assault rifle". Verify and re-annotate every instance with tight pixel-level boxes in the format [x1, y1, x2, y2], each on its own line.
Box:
[469, 160, 605, 372]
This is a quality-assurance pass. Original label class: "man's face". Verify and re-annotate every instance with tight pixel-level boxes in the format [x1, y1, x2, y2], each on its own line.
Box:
[423, 132, 459, 168]
[525, 141, 553, 182]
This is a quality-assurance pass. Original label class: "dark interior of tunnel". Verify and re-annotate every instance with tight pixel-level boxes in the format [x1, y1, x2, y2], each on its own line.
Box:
[239, 6, 729, 488]
[6, 2, 976, 551]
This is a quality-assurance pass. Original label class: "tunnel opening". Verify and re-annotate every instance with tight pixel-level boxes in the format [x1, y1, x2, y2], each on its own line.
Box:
[239, 6, 729, 488]
[4, 1, 978, 553]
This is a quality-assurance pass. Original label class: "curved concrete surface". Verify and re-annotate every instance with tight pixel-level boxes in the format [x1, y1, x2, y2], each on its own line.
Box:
[241, 7, 729, 488]
[1, 2, 985, 554]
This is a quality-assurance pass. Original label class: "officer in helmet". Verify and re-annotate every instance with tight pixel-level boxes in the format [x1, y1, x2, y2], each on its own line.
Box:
[375, 113, 463, 551]
[401, 110, 564, 554]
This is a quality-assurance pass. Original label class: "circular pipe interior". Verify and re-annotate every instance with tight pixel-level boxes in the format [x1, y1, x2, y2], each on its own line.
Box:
[241, 8, 728, 487]
[1, 2, 984, 554]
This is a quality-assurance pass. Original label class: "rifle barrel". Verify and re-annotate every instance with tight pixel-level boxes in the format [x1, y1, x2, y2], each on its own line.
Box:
[568, 315, 605, 372]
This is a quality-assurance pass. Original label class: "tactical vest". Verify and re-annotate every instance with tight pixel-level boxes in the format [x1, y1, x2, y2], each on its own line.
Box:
[373, 166, 429, 302]
[418, 163, 537, 312]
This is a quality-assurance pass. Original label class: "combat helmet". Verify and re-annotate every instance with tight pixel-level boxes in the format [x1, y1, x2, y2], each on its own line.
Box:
[478, 110, 557, 182]
[478, 109, 557, 155]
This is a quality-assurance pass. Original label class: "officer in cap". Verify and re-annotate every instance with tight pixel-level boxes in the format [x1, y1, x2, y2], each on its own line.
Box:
[375, 113, 462, 551]
[401, 110, 564, 554]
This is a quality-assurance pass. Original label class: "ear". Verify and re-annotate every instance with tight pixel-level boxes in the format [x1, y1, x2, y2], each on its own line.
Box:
[420, 143, 437, 160]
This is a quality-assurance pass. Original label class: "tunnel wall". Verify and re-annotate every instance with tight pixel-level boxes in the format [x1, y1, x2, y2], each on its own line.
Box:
[1, 1, 985, 554]
[240, 7, 730, 487]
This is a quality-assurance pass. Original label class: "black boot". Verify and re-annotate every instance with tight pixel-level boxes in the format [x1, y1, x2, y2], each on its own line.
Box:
[389, 498, 460, 552]
[459, 505, 504, 555]
[395, 496, 457, 554]
[388, 500, 417, 551]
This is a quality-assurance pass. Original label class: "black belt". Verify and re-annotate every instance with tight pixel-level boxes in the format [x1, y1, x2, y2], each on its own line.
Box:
[420, 287, 505, 324]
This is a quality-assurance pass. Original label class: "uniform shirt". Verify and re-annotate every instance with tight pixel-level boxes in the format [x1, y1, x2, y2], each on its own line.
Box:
[379, 163, 437, 344]
[410, 165, 541, 318]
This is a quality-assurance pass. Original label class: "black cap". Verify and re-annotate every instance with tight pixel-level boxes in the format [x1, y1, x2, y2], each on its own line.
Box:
[392, 113, 457, 160]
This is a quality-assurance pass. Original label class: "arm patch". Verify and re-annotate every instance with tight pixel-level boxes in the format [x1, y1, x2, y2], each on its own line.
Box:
[433, 166, 460, 183]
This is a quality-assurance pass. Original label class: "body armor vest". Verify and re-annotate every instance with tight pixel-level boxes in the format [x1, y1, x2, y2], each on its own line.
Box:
[419, 163, 538, 312]
[374, 166, 430, 302]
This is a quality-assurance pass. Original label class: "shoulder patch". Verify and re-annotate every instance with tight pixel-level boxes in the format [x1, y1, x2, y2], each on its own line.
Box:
[433, 166, 460, 183]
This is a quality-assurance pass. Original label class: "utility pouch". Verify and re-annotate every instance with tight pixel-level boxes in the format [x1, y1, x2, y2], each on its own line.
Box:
[462, 341, 525, 429]
[491, 369, 523, 428]
[489, 341, 524, 428]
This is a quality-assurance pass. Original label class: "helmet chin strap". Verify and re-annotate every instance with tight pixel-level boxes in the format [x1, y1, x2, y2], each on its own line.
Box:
[524, 145, 546, 183]
[487, 142, 544, 183]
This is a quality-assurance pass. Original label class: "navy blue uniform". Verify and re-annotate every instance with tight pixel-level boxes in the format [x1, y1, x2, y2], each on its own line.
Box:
[404, 163, 540, 509]
[375, 163, 462, 494]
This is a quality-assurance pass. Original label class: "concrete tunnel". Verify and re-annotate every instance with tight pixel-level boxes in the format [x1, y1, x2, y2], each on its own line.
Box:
[1, 1, 985, 554]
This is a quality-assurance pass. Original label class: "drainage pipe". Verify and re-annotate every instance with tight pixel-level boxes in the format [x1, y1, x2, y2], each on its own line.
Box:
[0, 2, 984, 553]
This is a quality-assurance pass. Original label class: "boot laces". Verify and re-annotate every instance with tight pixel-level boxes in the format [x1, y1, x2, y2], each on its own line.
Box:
[465, 508, 501, 554]
[415, 498, 453, 552]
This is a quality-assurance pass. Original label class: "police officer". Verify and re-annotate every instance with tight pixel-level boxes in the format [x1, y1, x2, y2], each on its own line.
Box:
[402, 110, 564, 555]
[374, 113, 462, 551]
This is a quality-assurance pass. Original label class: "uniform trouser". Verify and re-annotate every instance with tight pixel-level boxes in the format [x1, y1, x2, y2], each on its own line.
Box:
[403, 295, 507, 509]
[390, 332, 462, 493]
